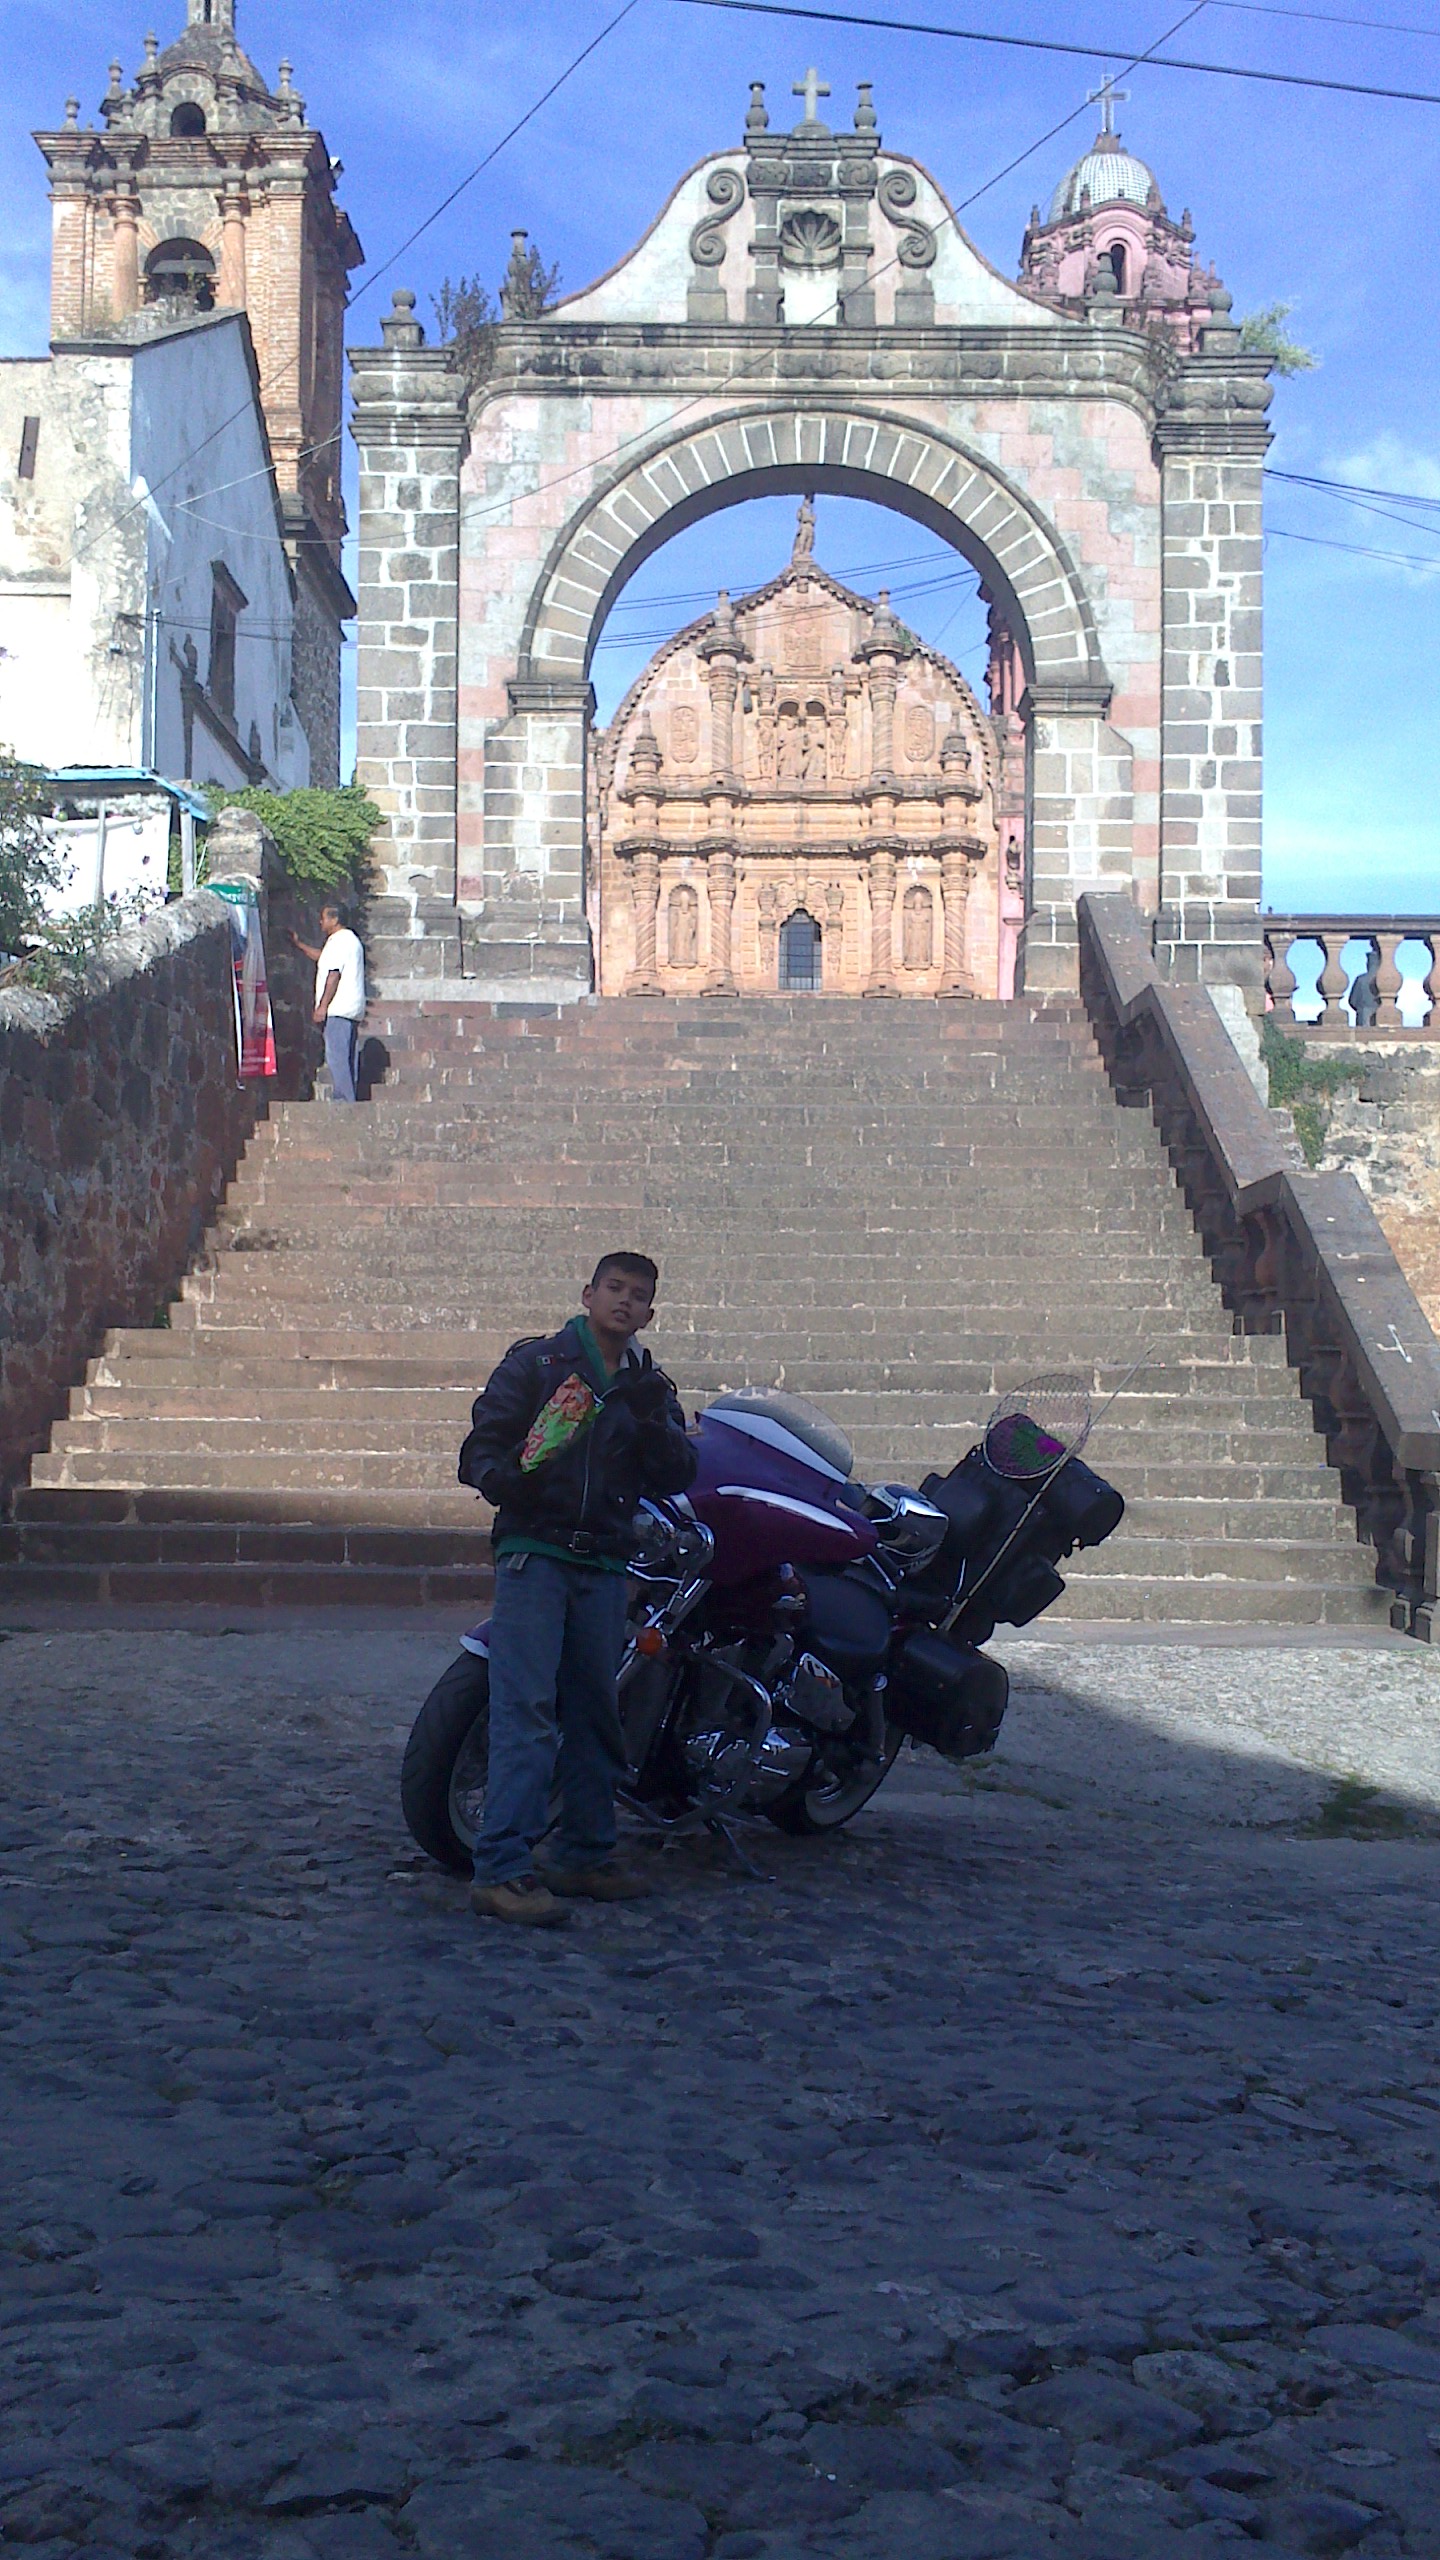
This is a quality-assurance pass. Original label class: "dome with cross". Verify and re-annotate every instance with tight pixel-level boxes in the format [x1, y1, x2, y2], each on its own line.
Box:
[1047, 80, 1162, 220]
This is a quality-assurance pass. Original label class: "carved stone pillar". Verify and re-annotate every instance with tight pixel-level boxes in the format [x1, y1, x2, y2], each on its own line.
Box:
[218, 182, 248, 306]
[938, 849, 972, 996]
[626, 844, 662, 995]
[1375, 931, 1405, 1031]
[867, 845, 897, 996]
[112, 179, 141, 318]
[699, 591, 749, 780]
[706, 848, 738, 995]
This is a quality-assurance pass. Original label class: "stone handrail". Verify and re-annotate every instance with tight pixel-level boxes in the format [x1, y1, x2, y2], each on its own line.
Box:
[1079, 892, 1440, 1639]
[1264, 915, 1440, 1034]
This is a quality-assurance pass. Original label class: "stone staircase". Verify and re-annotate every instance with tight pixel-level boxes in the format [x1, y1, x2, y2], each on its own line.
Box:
[1, 997, 1385, 1622]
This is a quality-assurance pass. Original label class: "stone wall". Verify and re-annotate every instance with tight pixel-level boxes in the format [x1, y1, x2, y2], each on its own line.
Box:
[1306, 1043, 1440, 1333]
[1, 895, 260, 1497]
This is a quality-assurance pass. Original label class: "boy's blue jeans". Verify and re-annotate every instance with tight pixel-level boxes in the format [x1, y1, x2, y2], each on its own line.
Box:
[475, 1552, 630, 1883]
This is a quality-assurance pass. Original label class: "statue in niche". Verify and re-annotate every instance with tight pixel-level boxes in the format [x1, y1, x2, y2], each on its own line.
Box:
[757, 721, 776, 780]
[667, 881, 699, 968]
[801, 711, 828, 782]
[902, 883, 934, 970]
[776, 712, 801, 781]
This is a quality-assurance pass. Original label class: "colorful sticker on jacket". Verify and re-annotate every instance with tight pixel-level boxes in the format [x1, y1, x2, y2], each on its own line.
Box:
[519, 1374, 598, 1473]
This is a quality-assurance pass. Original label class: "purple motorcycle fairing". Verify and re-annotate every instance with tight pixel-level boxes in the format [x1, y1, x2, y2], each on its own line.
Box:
[687, 1408, 877, 1587]
[459, 1402, 876, 1644]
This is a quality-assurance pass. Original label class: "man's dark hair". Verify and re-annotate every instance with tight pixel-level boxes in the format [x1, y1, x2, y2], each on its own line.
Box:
[320, 897, 348, 927]
[591, 1251, 658, 1296]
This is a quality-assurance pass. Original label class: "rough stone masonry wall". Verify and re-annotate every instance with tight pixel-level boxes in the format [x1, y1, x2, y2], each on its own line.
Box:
[0, 896, 261, 1499]
[1308, 1043, 1440, 1335]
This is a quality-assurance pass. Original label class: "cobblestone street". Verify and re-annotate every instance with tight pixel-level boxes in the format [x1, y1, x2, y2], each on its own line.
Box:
[3, 1625, 1440, 2558]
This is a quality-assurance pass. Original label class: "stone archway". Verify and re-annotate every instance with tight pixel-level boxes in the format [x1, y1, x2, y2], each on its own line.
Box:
[349, 76, 1270, 1003]
[479, 404, 1119, 1002]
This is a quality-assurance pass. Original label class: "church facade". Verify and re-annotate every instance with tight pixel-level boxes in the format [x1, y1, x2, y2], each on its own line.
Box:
[34, 0, 361, 782]
[592, 505, 1017, 998]
[351, 75, 1271, 1009]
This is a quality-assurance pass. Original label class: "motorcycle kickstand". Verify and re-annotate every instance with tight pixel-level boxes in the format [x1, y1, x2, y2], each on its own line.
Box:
[705, 1816, 769, 1883]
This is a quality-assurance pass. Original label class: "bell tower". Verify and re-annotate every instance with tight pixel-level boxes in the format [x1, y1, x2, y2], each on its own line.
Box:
[34, 1, 364, 780]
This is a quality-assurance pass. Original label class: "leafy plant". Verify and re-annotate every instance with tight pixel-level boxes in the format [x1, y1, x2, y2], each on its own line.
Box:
[434, 234, 561, 392]
[204, 785, 381, 897]
[0, 747, 60, 958]
[1238, 302, 1316, 377]
[1261, 1016, 1364, 1165]
[433, 273, 499, 390]
[17, 892, 152, 993]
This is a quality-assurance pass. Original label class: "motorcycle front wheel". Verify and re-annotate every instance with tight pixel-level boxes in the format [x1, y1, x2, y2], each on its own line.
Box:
[766, 1722, 906, 1835]
[400, 1651, 492, 1872]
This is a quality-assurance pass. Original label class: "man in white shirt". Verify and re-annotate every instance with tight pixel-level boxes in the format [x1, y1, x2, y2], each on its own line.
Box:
[290, 900, 366, 1102]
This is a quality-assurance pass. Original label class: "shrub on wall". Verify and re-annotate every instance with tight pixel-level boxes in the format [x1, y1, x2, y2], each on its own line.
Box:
[204, 785, 382, 900]
[0, 747, 61, 958]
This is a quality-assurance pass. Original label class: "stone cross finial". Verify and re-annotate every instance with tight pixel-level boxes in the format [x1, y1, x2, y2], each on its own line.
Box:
[1088, 75, 1128, 137]
[792, 67, 831, 126]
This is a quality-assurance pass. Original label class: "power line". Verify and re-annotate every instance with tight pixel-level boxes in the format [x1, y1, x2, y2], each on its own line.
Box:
[670, 0, 1440, 103]
[1215, 0, 1440, 35]
[1268, 524, 1440, 567]
[1267, 465, 1440, 511]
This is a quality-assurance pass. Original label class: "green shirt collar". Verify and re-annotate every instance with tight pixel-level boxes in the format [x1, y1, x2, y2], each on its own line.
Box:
[573, 1312, 625, 1393]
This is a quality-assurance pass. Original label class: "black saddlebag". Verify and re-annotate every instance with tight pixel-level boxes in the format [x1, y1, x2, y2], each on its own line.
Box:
[888, 1631, 1009, 1762]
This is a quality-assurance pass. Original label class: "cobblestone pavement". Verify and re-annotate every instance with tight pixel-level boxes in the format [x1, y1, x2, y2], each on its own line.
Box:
[4, 1626, 1440, 2559]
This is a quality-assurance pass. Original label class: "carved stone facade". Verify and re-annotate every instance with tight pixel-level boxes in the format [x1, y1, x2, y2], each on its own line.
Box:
[35, 0, 362, 780]
[592, 516, 1006, 997]
[350, 75, 1271, 1004]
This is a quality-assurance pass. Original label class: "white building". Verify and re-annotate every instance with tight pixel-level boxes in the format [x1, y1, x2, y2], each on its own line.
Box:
[0, 305, 311, 791]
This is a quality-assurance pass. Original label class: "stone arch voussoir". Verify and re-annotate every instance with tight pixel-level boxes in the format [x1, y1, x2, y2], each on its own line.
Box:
[516, 402, 1107, 694]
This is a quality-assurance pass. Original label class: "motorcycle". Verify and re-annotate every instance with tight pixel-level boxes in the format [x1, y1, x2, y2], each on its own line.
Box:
[400, 1373, 1126, 1871]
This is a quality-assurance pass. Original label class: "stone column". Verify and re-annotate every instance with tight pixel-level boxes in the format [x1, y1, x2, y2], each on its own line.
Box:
[866, 843, 897, 995]
[938, 848, 972, 996]
[111, 175, 141, 319]
[218, 182, 247, 307]
[699, 594, 748, 778]
[348, 290, 468, 925]
[627, 844, 662, 994]
[706, 848, 738, 995]
[1021, 687, 1132, 995]
[1154, 290, 1273, 1006]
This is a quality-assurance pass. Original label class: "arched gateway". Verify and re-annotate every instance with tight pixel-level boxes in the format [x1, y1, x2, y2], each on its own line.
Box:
[349, 76, 1272, 1004]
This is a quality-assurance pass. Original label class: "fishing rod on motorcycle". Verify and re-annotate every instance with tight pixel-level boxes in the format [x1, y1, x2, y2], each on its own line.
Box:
[939, 1345, 1163, 1636]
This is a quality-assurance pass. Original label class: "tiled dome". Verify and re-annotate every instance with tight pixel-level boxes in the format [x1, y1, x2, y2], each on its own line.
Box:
[1049, 140, 1159, 223]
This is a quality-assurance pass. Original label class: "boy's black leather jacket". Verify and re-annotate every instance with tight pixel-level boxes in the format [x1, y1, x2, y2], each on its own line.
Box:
[457, 1321, 696, 1566]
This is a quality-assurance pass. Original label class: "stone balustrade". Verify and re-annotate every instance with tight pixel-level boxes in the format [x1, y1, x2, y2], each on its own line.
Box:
[1264, 916, 1440, 1035]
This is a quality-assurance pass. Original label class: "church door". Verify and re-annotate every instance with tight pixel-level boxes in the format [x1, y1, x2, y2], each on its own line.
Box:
[779, 909, 823, 992]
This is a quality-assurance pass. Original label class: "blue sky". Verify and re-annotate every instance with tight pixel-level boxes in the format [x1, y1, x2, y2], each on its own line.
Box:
[5, 0, 1438, 911]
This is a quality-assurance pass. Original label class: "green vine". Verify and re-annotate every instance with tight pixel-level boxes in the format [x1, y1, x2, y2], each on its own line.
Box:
[1261, 1016, 1365, 1166]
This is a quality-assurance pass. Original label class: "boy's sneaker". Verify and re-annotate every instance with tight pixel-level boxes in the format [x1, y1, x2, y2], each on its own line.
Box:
[543, 1862, 653, 1901]
[470, 1873, 567, 1927]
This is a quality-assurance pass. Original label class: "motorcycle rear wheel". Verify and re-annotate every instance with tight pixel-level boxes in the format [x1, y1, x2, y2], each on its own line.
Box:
[400, 1651, 492, 1872]
[766, 1723, 905, 1834]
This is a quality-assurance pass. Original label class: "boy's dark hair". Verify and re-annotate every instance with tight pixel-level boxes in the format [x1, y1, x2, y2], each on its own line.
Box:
[591, 1251, 658, 1296]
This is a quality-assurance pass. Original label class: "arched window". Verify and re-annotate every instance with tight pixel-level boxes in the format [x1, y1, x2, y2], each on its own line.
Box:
[902, 884, 934, 971]
[1106, 242, 1127, 296]
[170, 102, 208, 136]
[144, 238, 216, 309]
[779, 909, 822, 993]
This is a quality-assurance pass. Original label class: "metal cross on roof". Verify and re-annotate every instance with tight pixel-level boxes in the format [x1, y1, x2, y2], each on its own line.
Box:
[792, 66, 831, 125]
[1088, 74, 1128, 135]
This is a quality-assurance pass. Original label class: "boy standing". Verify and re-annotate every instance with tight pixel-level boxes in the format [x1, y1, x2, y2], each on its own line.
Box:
[290, 901, 365, 1102]
[458, 1254, 695, 1927]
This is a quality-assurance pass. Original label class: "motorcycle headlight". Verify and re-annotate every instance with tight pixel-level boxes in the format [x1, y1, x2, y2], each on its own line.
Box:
[866, 1484, 950, 1571]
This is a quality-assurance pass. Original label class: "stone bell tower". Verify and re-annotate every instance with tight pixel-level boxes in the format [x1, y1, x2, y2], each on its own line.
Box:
[34, 0, 363, 780]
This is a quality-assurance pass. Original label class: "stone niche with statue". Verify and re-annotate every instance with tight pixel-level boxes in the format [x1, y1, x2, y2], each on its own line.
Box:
[590, 506, 1012, 998]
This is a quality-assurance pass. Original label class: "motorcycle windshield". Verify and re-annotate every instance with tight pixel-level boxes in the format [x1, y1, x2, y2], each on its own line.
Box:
[689, 1406, 876, 1586]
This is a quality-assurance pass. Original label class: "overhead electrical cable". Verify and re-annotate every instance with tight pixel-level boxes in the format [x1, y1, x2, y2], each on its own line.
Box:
[669, 0, 1440, 104]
